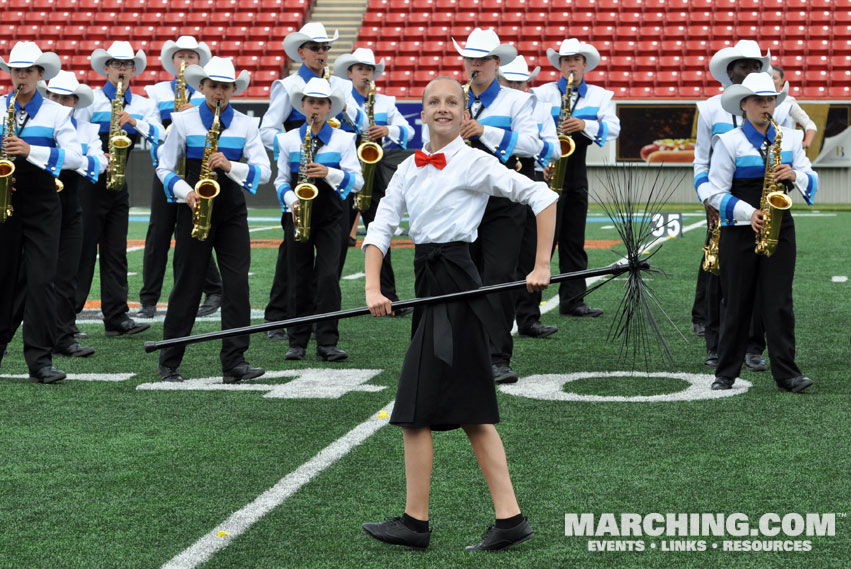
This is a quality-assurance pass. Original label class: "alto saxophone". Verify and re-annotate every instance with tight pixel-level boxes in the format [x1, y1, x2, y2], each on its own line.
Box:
[106, 75, 132, 191]
[191, 101, 222, 241]
[322, 65, 342, 129]
[754, 113, 792, 257]
[702, 218, 720, 275]
[549, 71, 576, 195]
[355, 78, 383, 212]
[462, 71, 478, 146]
[1, 84, 23, 223]
[174, 60, 188, 179]
[293, 113, 319, 243]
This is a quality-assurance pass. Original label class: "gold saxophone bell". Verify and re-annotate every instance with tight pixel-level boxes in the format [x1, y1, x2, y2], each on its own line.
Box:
[755, 114, 793, 257]
[293, 182, 318, 242]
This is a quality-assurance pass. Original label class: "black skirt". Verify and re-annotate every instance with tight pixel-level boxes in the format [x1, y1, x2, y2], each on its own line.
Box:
[390, 242, 500, 431]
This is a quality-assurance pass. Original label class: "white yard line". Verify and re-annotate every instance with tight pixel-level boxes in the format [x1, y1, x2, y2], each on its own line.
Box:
[161, 401, 395, 569]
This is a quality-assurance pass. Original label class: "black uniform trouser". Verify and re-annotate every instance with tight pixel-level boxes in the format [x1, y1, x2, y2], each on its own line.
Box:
[337, 193, 357, 279]
[139, 177, 222, 306]
[514, 206, 541, 331]
[470, 196, 526, 366]
[74, 179, 131, 329]
[55, 179, 84, 350]
[692, 255, 710, 324]
[159, 203, 251, 371]
[716, 221, 800, 382]
[556, 183, 590, 310]
[285, 212, 343, 349]
[0, 174, 60, 372]
[704, 269, 766, 356]
[264, 214, 290, 323]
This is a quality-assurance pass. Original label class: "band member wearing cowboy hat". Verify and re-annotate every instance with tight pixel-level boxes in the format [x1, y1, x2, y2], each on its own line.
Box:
[138, 35, 223, 321]
[259, 22, 365, 341]
[531, 38, 620, 319]
[273, 77, 363, 362]
[155, 57, 271, 383]
[703, 72, 816, 393]
[430, 28, 547, 384]
[361, 76, 556, 551]
[38, 70, 105, 359]
[333, 47, 413, 314]
[0, 42, 84, 383]
[74, 41, 163, 338]
[497, 54, 560, 340]
[695, 40, 776, 372]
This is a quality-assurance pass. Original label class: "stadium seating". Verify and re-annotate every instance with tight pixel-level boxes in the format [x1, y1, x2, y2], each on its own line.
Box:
[4, 0, 848, 99]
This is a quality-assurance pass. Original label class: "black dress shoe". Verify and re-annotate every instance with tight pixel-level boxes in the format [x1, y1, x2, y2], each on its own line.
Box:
[285, 346, 306, 360]
[562, 304, 604, 317]
[492, 363, 519, 384]
[692, 322, 706, 337]
[266, 328, 287, 341]
[136, 304, 156, 319]
[72, 324, 88, 340]
[392, 306, 414, 317]
[317, 345, 349, 362]
[53, 342, 96, 358]
[157, 365, 184, 383]
[362, 517, 431, 549]
[705, 351, 719, 367]
[105, 319, 150, 337]
[518, 321, 558, 339]
[197, 293, 222, 317]
[777, 376, 813, 393]
[744, 353, 767, 372]
[29, 366, 67, 384]
[223, 362, 265, 384]
[466, 517, 534, 551]
[711, 377, 735, 390]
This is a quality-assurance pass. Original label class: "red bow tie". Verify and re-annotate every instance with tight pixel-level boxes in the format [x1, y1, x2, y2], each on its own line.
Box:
[414, 149, 447, 170]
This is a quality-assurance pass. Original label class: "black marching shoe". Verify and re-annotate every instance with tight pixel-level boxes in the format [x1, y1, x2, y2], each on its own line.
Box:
[711, 377, 735, 390]
[492, 363, 519, 384]
[266, 328, 287, 341]
[518, 321, 558, 339]
[29, 366, 67, 384]
[744, 353, 767, 372]
[704, 351, 719, 368]
[136, 304, 156, 319]
[362, 517, 431, 550]
[777, 376, 813, 393]
[562, 304, 604, 318]
[466, 517, 534, 551]
[197, 293, 222, 317]
[72, 324, 88, 340]
[157, 365, 184, 383]
[53, 342, 96, 358]
[285, 346, 306, 360]
[317, 345, 349, 361]
[692, 321, 706, 337]
[105, 319, 150, 337]
[223, 362, 265, 384]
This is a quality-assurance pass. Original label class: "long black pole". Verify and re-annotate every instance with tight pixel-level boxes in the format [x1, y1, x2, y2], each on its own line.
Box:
[143, 260, 646, 353]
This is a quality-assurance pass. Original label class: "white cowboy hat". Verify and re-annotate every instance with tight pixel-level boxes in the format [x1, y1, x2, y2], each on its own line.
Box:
[283, 23, 339, 63]
[184, 56, 250, 96]
[709, 39, 770, 88]
[0, 41, 61, 80]
[91, 41, 146, 77]
[37, 70, 94, 108]
[333, 47, 385, 80]
[498, 54, 540, 83]
[160, 36, 212, 77]
[452, 28, 517, 65]
[547, 38, 600, 72]
[290, 77, 345, 118]
[721, 72, 788, 117]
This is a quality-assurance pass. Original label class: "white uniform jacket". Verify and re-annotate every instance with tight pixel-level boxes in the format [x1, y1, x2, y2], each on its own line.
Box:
[531, 77, 620, 150]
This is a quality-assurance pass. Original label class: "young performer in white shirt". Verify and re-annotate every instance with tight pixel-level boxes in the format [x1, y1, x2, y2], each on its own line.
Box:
[155, 57, 271, 383]
[361, 76, 557, 551]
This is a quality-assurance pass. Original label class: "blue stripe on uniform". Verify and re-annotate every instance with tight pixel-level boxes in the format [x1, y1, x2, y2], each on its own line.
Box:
[163, 172, 180, 202]
[397, 125, 409, 150]
[720, 194, 738, 226]
[47, 148, 65, 176]
[86, 156, 100, 183]
[805, 173, 817, 205]
[245, 164, 260, 194]
[276, 183, 291, 212]
[596, 120, 608, 146]
[538, 140, 553, 165]
[337, 171, 354, 199]
[712, 123, 734, 136]
[694, 172, 709, 192]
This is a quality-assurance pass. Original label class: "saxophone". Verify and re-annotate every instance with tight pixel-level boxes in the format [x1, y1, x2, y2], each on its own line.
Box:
[549, 71, 576, 195]
[754, 114, 792, 257]
[701, 218, 720, 275]
[322, 65, 341, 129]
[462, 71, 478, 146]
[1, 85, 22, 223]
[191, 101, 222, 242]
[106, 75, 132, 191]
[355, 79, 383, 212]
[293, 114, 319, 243]
[174, 60, 188, 179]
